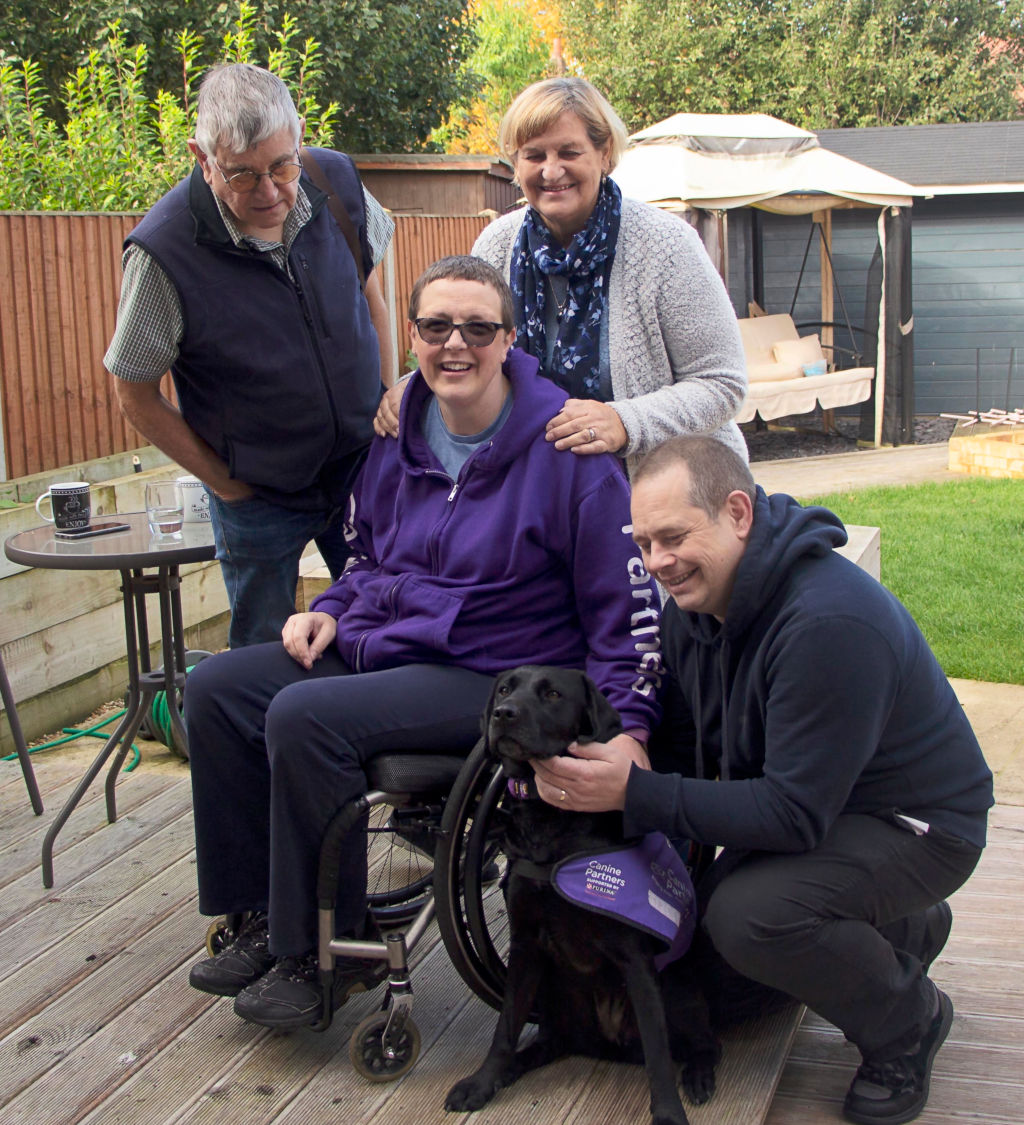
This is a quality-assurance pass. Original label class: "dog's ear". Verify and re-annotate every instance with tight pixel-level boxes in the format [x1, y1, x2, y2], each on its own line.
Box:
[578, 675, 623, 743]
[480, 674, 507, 757]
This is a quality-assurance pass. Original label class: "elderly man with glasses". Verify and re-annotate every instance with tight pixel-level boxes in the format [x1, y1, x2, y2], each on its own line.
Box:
[105, 63, 394, 648]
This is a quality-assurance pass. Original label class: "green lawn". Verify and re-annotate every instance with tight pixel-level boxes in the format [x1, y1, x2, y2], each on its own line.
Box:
[806, 477, 1024, 686]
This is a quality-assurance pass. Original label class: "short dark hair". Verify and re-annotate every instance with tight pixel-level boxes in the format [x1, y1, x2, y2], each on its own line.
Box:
[634, 436, 756, 519]
[408, 255, 515, 330]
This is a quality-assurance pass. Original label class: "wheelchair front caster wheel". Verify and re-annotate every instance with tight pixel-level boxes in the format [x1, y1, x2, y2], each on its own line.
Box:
[349, 1010, 421, 1082]
[205, 919, 230, 956]
[205, 912, 250, 956]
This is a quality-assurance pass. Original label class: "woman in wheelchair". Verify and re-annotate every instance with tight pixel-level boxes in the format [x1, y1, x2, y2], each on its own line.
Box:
[184, 255, 662, 1029]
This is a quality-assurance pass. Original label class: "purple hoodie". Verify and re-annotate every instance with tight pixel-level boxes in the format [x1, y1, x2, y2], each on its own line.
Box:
[310, 349, 662, 733]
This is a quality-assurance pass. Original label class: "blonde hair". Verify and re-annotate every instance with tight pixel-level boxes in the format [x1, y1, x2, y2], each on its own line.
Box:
[498, 78, 629, 172]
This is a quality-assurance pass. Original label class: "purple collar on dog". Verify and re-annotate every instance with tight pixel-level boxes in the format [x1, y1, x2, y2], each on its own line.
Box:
[507, 776, 540, 800]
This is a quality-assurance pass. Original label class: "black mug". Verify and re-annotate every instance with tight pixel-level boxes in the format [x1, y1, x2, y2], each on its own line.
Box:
[36, 481, 91, 530]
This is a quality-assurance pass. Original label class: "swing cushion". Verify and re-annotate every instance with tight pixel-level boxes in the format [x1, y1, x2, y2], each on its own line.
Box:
[736, 313, 874, 423]
[771, 334, 825, 371]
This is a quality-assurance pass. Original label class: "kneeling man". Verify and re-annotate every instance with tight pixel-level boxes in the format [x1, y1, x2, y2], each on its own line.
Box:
[532, 435, 993, 1125]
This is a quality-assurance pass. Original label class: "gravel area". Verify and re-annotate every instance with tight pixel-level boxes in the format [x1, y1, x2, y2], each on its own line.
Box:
[744, 413, 956, 462]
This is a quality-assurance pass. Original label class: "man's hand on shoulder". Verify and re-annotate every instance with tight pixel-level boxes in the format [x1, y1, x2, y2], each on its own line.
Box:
[531, 733, 648, 812]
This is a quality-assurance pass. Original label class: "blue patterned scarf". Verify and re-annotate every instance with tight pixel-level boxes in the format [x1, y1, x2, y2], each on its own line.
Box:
[509, 176, 622, 399]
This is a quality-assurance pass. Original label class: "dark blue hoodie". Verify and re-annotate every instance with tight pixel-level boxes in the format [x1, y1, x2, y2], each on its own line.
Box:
[624, 488, 993, 851]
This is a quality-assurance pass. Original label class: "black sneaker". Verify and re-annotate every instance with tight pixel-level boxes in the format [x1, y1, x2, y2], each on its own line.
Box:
[843, 987, 954, 1125]
[189, 912, 275, 997]
[233, 949, 387, 1029]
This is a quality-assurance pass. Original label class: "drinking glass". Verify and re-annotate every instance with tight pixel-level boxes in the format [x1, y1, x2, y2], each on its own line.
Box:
[146, 480, 184, 540]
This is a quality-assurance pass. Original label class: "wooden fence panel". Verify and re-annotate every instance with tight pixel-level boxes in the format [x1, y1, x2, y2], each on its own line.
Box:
[0, 210, 495, 480]
[390, 214, 492, 361]
[0, 213, 146, 479]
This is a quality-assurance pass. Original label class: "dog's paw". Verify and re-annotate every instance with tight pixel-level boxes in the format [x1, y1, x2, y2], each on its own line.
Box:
[679, 1056, 717, 1106]
[652, 1113, 689, 1125]
[445, 1075, 500, 1112]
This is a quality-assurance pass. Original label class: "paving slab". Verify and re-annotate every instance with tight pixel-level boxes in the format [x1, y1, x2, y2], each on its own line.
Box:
[751, 443, 952, 499]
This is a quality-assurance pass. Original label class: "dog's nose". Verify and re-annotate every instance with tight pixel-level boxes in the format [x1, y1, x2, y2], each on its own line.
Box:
[491, 702, 519, 723]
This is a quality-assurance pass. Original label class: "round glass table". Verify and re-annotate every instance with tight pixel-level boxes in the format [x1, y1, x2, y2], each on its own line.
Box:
[4, 513, 216, 887]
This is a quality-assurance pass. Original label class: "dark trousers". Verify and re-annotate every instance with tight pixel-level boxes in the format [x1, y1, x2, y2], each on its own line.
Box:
[185, 642, 494, 954]
[702, 813, 981, 1060]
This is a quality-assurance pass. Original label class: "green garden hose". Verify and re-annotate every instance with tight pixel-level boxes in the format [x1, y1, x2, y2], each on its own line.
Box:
[2, 710, 141, 771]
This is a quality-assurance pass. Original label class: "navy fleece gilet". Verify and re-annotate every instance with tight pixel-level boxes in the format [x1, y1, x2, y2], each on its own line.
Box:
[127, 149, 379, 503]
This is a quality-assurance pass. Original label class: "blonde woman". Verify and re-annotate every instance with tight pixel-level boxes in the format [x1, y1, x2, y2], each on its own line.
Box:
[377, 77, 747, 470]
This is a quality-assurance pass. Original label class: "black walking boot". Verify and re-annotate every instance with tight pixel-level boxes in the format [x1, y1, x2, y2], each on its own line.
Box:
[189, 911, 275, 997]
[843, 985, 954, 1125]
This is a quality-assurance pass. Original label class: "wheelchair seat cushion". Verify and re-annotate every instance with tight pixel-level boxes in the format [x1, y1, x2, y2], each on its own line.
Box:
[365, 753, 469, 795]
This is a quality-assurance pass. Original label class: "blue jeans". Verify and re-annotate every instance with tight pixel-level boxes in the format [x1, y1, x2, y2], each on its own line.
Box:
[208, 493, 352, 649]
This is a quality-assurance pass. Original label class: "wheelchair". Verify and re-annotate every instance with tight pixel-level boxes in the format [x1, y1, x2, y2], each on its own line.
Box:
[207, 739, 706, 1082]
[206, 741, 508, 1081]
[314, 740, 510, 1079]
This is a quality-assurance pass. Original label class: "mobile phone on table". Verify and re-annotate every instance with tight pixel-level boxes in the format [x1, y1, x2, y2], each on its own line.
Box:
[54, 521, 131, 539]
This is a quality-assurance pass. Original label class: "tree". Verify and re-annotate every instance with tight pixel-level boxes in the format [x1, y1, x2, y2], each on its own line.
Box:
[0, 0, 475, 152]
[434, 0, 570, 154]
[0, 9, 338, 210]
[559, 0, 1024, 132]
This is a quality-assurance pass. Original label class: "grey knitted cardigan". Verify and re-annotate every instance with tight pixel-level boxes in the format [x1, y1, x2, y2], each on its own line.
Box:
[472, 197, 749, 467]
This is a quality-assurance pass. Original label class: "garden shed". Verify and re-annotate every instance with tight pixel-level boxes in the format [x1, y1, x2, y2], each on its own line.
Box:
[352, 154, 518, 215]
[815, 121, 1024, 418]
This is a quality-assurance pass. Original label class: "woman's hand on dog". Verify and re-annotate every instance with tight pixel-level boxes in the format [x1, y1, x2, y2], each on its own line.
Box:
[531, 733, 649, 811]
[282, 611, 338, 669]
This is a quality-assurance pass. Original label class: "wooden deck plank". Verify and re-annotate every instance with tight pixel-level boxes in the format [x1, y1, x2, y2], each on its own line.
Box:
[0, 796, 194, 968]
[0, 779, 190, 912]
[0, 900, 203, 1104]
[0, 849, 198, 1041]
[1, 741, 1019, 1125]
[0, 954, 220, 1123]
[0, 769, 175, 864]
[83, 922, 463, 1124]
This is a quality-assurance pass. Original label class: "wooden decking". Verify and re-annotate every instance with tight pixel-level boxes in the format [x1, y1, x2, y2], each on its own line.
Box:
[1, 749, 1021, 1125]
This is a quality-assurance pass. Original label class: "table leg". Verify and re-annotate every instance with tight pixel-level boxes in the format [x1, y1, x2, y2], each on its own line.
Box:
[157, 565, 190, 759]
[41, 571, 145, 887]
[1, 651, 44, 815]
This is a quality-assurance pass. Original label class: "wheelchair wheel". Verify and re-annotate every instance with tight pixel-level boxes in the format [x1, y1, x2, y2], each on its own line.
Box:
[365, 797, 438, 927]
[349, 1009, 421, 1081]
[433, 742, 510, 1010]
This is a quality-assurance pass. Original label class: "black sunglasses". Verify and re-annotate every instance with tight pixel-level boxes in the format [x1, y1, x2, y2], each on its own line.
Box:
[413, 318, 504, 347]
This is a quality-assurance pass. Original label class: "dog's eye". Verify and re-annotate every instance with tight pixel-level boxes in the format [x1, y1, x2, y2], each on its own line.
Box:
[544, 689, 562, 701]
[496, 684, 511, 697]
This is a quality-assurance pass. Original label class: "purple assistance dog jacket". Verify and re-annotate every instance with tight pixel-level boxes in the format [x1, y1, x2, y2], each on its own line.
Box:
[512, 824, 697, 971]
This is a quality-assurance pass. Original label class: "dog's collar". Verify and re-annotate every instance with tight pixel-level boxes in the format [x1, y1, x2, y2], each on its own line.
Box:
[506, 776, 541, 800]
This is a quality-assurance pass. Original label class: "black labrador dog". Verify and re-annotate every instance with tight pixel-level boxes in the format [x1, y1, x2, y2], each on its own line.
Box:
[445, 665, 719, 1125]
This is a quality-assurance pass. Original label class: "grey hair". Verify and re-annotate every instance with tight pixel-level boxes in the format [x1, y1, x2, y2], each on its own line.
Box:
[193, 64, 301, 158]
[634, 436, 756, 519]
